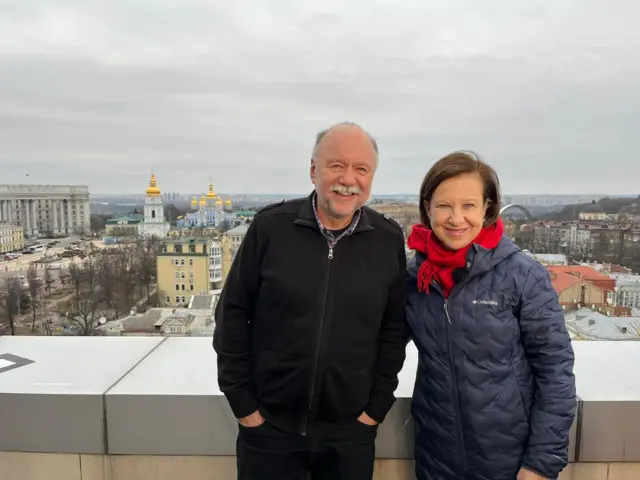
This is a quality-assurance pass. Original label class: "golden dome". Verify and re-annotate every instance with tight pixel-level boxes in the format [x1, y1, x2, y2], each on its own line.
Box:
[206, 184, 216, 199]
[199, 196, 207, 206]
[215, 196, 223, 206]
[145, 174, 161, 196]
[225, 197, 232, 206]
[191, 197, 198, 207]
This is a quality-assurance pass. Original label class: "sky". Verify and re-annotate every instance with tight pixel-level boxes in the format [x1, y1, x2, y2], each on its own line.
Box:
[0, 0, 639, 195]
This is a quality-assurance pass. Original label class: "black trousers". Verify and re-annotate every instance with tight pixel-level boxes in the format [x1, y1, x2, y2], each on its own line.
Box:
[236, 420, 378, 480]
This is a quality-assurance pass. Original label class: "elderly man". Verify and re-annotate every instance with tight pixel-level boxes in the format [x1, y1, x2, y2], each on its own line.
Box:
[213, 122, 407, 480]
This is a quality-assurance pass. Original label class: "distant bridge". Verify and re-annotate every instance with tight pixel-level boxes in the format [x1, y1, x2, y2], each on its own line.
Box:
[500, 204, 533, 221]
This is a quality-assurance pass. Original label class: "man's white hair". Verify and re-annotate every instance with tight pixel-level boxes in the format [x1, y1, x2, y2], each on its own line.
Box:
[311, 122, 379, 167]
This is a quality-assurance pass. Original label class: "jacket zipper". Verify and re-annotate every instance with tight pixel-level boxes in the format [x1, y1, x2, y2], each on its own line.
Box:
[301, 245, 334, 435]
[444, 293, 468, 474]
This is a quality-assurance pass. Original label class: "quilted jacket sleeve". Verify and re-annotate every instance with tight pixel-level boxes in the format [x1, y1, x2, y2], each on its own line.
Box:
[517, 261, 576, 479]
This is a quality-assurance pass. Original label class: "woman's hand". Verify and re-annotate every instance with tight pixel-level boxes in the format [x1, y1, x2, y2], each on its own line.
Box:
[517, 467, 546, 480]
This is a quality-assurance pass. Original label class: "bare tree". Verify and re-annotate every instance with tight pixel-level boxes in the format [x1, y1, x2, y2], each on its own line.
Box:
[26, 265, 42, 331]
[95, 251, 122, 317]
[134, 237, 158, 304]
[0, 277, 22, 335]
[63, 258, 103, 335]
[43, 267, 55, 296]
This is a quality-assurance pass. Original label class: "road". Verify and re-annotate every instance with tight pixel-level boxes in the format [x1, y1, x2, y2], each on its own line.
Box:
[0, 236, 103, 281]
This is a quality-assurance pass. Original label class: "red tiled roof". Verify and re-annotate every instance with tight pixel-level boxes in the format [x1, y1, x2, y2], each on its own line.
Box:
[548, 269, 583, 293]
[547, 266, 615, 292]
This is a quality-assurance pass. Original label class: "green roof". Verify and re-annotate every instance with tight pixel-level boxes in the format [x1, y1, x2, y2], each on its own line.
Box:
[106, 214, 143, 225]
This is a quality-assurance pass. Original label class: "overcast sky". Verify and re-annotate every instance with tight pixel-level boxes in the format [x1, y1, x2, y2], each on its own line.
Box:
[0, 1, 638, 195]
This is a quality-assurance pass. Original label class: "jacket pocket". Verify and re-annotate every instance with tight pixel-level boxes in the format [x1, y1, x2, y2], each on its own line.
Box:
[511, 364, 531, 425]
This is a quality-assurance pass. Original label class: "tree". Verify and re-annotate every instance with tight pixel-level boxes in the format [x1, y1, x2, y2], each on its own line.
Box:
[43, 267, 55, 296]
[218, 220, 232, 233]
[0, 277, 21, 335]
[63, 259, 103, 335]
[165, 204, 188, 224]
[90, 214, 110, 237]
[26, 265, 42, 331]
[134, 237, 158, 304]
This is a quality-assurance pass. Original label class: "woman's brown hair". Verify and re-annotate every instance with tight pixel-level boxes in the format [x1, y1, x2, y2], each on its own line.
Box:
[418, 151, 502, 227]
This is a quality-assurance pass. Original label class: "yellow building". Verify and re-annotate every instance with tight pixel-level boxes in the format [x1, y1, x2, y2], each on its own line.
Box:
[0, 223, 25, 254]
[157, 238, 212, 307]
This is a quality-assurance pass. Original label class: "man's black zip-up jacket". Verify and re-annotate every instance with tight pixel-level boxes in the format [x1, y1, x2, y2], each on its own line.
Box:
[213, 192, 408, 434]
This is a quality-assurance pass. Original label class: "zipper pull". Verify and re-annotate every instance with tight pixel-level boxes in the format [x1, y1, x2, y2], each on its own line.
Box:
[328, 248, 334, 259]
[444, 300, 452, 324]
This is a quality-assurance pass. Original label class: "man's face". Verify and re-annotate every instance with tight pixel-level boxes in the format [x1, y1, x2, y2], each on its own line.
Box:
[310, 127, 377, 222]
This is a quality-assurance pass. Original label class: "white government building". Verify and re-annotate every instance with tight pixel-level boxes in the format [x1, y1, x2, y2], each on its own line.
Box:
[0, 184, 91, 238]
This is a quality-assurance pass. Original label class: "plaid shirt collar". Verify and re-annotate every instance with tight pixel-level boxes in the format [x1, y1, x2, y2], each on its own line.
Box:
[312, 192, 361, 246]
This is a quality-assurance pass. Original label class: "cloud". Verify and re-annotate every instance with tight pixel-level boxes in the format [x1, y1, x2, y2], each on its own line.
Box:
[0, 0, 638, 195]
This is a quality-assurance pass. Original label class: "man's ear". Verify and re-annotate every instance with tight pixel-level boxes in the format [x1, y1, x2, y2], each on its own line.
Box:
[310, 158, 316, 184]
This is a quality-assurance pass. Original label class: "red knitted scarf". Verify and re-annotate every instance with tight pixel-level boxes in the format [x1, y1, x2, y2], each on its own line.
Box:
[407, 219, 504, 297]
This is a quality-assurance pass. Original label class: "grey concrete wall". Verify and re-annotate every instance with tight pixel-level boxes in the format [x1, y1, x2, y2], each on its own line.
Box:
[0, 337, 639, 467]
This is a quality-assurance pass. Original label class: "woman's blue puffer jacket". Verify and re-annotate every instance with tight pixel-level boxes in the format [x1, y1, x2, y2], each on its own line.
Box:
[407, 236, 576, 480]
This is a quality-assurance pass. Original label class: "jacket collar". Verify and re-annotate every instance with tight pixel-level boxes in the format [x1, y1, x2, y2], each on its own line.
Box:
[294, 191, 373, 234]
[410, 235, 521, 280]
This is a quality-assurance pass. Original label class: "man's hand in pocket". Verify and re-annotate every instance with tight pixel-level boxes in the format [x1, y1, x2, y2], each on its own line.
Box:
[239, 410, 265, 427]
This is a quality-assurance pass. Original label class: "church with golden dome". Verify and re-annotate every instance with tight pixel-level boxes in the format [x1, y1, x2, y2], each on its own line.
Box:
[138, 173, 171, 238]
[178, 183, 236, 229]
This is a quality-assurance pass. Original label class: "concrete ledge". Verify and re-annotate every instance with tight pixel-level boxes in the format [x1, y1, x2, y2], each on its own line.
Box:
[573, 342, 640, 462]
[0, 337, 638, 465]
[0, 336, 164, 453]
[4, 453, 640, 480]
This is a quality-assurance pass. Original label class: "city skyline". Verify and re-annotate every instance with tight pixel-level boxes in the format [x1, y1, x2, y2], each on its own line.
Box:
[1, 1, 639, 194]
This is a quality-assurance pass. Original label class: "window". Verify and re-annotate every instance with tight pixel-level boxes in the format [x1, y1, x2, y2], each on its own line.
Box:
[175, 272, 180, 279]
[163, 246, 168, 253]
[175, 245, 183, 253]
[189, 259, 193, 266]
[189, 245, 196, 253]
[175, 284, 180, 291]
[181, 259, 185, 266]
[152, 210, 156, 219]
[172, 258, 178, 265]
[181, 284, 185, 291]
[175, 296, 180, 304]
[190, 284, 194, 291]
[181, 296, 186, 303]
[166, 296, 171, 304]
[181, 271, 185, 279]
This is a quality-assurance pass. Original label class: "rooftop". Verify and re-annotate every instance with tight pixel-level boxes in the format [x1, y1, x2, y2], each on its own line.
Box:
[565, 308, 640, 340]
[1, 338, 640, 479]
[611, 273, 640, 287]
[548, 265, 615, 290]
[225, 224, 249, 235]
[161, 237, 214, 244]
[105, 214, 143, 225]
[98, 306, 214, 336]
[189, 294, 216, 310]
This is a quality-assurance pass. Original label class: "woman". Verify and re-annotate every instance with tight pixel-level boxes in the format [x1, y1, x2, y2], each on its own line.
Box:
[406, 151, 576, 480]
